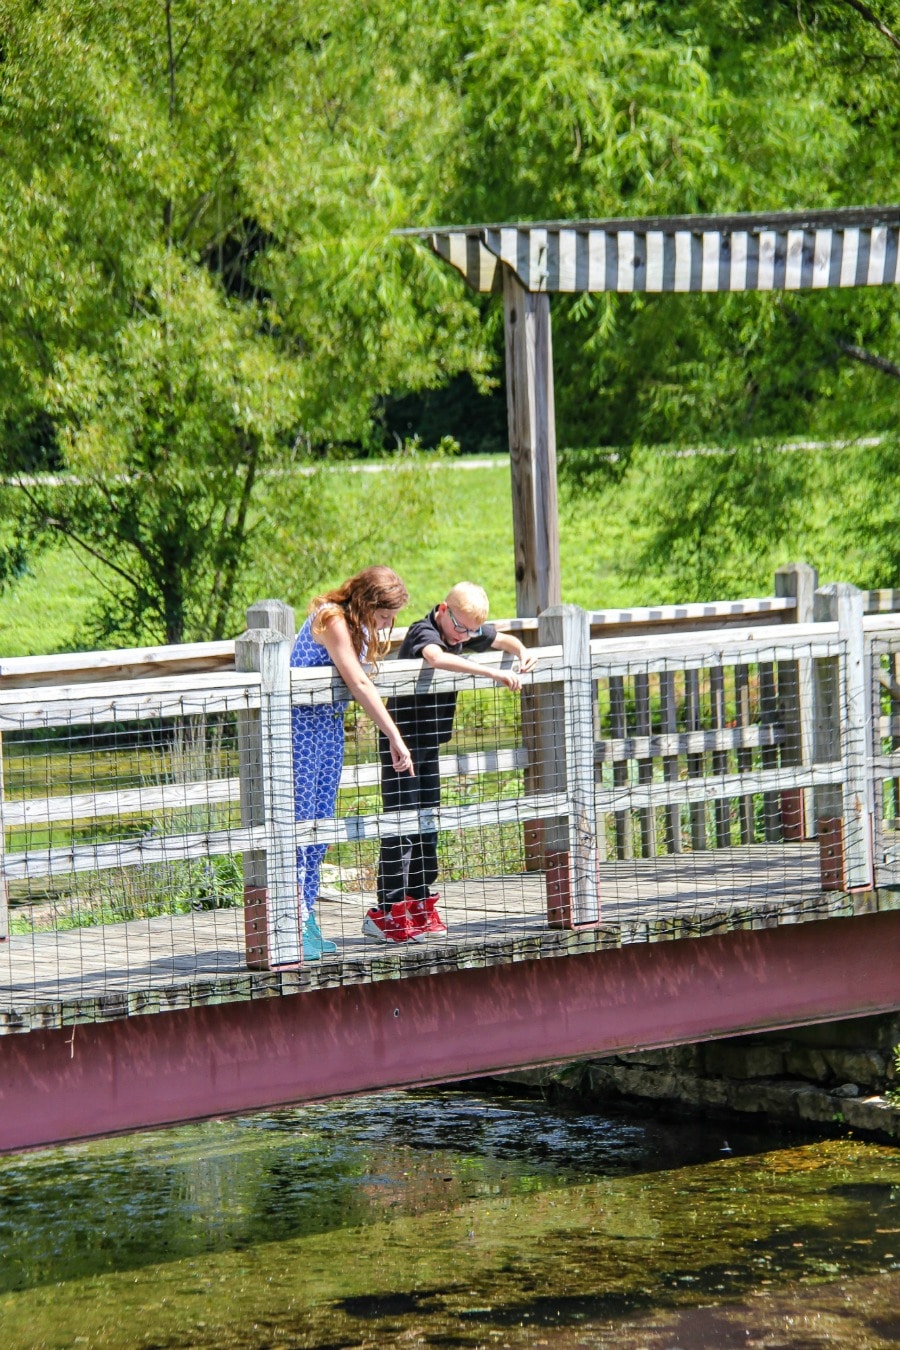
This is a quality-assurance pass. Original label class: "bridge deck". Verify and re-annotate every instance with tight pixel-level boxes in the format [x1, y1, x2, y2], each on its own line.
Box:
[1, 843, 891, 1033]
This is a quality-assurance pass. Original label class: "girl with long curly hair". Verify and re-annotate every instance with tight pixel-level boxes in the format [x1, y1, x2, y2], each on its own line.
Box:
[290, 566, 413, 959]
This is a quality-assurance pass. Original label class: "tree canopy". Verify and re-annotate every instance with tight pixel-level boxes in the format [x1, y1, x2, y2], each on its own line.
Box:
[0, 0, 897, 638]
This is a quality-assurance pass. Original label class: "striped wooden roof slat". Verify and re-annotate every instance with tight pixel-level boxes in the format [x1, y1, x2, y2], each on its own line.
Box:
[397, 206, 900, 294]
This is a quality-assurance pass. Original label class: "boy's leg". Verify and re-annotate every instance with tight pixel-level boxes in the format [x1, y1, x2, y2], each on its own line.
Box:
[376, 737, 420, 911]
[406, 748, 441, 902]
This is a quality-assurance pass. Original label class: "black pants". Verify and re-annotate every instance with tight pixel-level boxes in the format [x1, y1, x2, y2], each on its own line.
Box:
[377, 739, 441, 910]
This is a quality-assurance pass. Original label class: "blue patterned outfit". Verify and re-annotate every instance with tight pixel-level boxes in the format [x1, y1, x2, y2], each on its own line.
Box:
[290, 614, 349, 914]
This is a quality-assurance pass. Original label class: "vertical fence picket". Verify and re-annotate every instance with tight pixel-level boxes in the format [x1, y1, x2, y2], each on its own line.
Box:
[660, 669, 682, 853]
[776, 563, 818, 840]
[686, 669, 706, 850]
[610, 675, 633, 860]
[634, 671, 657, 858]
[0, 737, 7, 942]
[710, 665, 730, 847]
[734, 664, 755, 844]
[759, 661, 781, 842]
[893, 651, 900, 826]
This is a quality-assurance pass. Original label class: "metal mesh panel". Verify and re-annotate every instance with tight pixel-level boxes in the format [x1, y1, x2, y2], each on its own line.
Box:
[0, 618, 883, 1029]
[0, 700, 250, 1010]
[872, 636, 900, 888]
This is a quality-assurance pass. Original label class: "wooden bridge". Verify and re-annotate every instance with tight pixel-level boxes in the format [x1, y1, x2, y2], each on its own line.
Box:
[1, 563, 899, 1153]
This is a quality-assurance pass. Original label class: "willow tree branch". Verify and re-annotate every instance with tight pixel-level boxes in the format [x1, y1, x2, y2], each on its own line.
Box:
[835, 0, 900, 52]
[835, 339, 900, 380]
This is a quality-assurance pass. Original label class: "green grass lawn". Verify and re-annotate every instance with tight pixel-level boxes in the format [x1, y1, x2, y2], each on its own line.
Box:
[0, 458, 653, 657]
[2, 444, 855, 660]
[0, 544, 106, 658]
[362, 458, 651, 621]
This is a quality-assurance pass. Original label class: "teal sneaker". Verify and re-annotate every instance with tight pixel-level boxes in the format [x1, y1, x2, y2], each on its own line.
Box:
[302, 908, 337, 960]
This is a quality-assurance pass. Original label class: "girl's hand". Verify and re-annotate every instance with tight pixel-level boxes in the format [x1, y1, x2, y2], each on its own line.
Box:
[390, 736, 415, 776]
[517, 650, 538, 674]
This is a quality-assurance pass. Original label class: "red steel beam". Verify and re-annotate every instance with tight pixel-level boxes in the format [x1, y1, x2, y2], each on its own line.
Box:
[2, 910, 899, 1154]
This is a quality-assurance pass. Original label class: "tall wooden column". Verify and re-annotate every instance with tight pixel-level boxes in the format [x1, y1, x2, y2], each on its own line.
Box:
[502, 267, 562, 618]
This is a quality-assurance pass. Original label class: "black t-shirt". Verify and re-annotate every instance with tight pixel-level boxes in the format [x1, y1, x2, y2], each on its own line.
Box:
[387, 608, 497, 748]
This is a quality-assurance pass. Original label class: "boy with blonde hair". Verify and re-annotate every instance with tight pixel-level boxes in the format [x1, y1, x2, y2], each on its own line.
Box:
[364, 582, 536, 943]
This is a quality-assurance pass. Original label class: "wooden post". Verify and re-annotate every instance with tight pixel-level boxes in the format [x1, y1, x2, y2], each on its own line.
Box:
[775, 563, 818, 838]
[813, 583, 873, 891]
[660, 670, 682, 853]
[236, 610, 298, 969]
[893, 651, 900, 824]
[502, 267, 562, 618]
[245, 599, 296, 643]
[538, 605, 598, 927]
[536, 607, 567, 915]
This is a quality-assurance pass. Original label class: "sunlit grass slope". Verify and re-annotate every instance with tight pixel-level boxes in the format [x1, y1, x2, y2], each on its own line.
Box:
[0, 459, 650, 657]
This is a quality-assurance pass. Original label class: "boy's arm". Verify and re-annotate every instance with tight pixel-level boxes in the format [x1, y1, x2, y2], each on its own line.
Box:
[490, 632, 538, 674]
[420, 642, 522, 691]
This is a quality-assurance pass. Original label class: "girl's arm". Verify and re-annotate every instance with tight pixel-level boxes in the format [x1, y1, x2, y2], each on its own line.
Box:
[420, 642, 522, 692]
[318, 613, 414, 774]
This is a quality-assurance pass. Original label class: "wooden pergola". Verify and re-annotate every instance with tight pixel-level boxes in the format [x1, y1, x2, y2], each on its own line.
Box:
[398, 205, 900, 617]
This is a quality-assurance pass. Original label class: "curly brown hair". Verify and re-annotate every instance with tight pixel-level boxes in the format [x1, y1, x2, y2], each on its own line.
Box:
[310, 566, 408, 669]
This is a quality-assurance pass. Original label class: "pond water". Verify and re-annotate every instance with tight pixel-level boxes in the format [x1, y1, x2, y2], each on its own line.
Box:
[0, 1088, 898, 1349]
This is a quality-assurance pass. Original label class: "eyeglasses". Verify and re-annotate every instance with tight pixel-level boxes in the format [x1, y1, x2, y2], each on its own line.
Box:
[447, 606, 482, 638]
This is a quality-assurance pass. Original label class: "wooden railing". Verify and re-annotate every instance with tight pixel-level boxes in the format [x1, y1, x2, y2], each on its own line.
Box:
[3, 563, 897, 691]
[1, 567, 899, 975]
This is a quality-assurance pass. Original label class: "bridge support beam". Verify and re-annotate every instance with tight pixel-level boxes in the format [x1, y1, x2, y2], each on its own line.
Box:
[1, 910, 899, 1154]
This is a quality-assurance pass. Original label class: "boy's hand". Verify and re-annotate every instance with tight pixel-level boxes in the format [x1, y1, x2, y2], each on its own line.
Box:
[496, 670, 522, 692]
[517, 651, 538, 674]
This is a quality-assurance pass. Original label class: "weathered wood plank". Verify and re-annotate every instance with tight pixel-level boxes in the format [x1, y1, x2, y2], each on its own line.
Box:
[595, 722, 784, 764]
[0, 673, 260, 729]
[2, 826, 266, 879]
[1, 750, 531, 831]
[2, 779, 241, 829]
[594, 763, 844, 813]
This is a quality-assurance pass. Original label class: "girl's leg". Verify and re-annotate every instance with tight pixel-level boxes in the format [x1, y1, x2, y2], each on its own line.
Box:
[293, 707, 345, 913]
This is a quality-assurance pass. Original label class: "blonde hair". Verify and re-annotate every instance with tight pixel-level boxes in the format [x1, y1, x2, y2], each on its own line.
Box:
[445, 582, 489, 626]
[310, 566, 408, 669]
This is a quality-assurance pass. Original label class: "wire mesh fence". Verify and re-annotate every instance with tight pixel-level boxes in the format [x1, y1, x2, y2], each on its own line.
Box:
[872, 635, 900, 888]
[0, 604, 893, 1024]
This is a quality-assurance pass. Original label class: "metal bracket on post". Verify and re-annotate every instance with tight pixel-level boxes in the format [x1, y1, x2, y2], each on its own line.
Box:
[538, 605, 599, 927]
[236, 604, 298, 969]
[813, 583, 873, 891]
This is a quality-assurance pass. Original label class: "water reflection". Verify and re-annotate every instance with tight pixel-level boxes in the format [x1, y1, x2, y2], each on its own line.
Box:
[0, 1088, 897, 1348]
